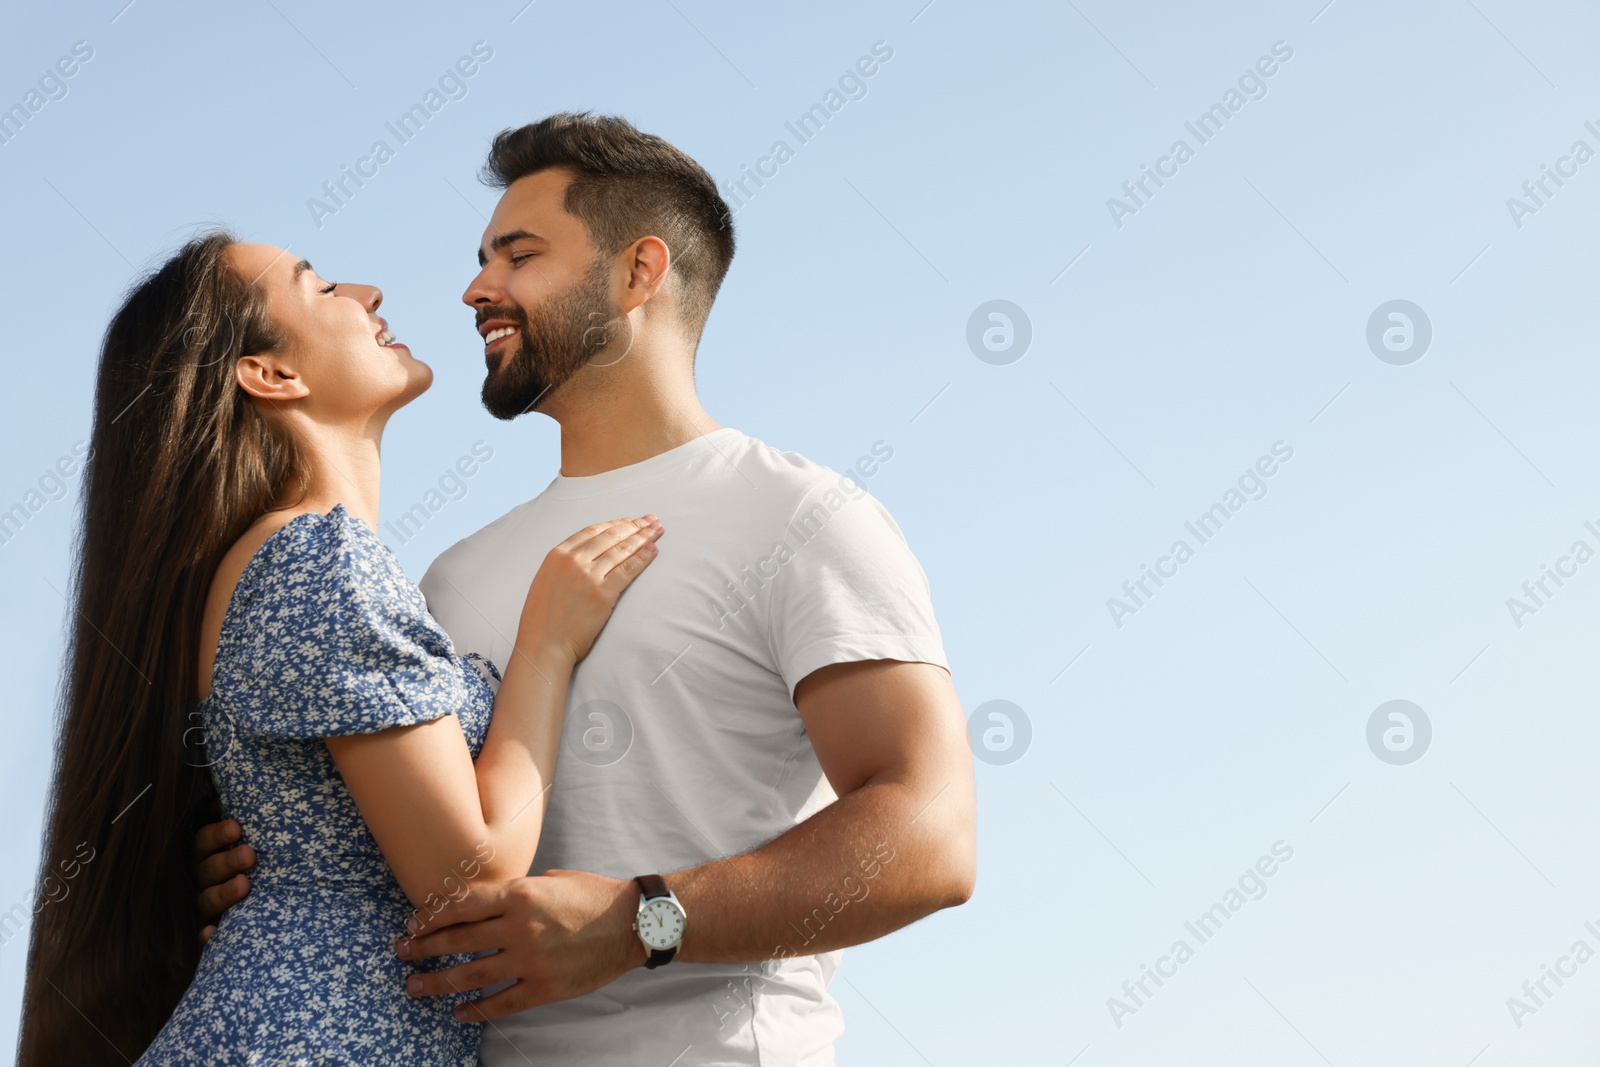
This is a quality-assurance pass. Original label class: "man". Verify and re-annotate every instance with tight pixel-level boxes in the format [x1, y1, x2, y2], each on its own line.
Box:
[197, 111, 975, 1066]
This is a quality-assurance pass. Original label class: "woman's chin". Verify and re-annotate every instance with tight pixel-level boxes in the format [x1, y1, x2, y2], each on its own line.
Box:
[378, 371, 433, 421]
[401, 357, 434, 399]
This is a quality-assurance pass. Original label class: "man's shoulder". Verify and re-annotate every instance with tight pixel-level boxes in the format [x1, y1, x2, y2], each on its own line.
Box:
[723, 431, 884, 513]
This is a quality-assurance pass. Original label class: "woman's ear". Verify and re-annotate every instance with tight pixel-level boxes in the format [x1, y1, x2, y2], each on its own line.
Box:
[236, 353, 310, 402]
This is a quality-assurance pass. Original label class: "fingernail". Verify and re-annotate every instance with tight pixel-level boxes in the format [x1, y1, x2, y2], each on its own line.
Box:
[643, 513, 658, 522]
[406, 976, 422, 995]
[224, 823, 238, 841]
[395, 938, 411, 959]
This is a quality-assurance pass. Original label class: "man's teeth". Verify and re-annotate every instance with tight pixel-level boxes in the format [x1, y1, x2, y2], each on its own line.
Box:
[484, 326, 517, 346]
[377, 328, 397, 346]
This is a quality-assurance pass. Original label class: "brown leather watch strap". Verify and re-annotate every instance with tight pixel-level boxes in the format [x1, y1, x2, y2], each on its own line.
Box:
[633, 873, 679, 969]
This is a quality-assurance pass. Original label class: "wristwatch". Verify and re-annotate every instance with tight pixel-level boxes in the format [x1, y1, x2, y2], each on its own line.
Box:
[632, 873, 688, 968]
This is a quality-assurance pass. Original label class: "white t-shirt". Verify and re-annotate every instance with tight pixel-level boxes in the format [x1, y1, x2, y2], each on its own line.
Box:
[417, 427, 948, 1067]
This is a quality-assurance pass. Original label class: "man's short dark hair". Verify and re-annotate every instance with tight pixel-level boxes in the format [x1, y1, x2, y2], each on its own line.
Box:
[482, 112, 736, 344]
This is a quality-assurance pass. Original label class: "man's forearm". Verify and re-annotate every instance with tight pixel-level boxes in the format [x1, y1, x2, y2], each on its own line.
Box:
[397, 662, 979, 1018]
[664, 774, 975, 964]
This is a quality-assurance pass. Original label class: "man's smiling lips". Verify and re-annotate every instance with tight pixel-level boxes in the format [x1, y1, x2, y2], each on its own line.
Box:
[478, 319, 518, 355]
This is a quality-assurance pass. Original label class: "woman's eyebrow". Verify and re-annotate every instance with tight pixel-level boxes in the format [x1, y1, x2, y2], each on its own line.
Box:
[291, 259, 315, 283]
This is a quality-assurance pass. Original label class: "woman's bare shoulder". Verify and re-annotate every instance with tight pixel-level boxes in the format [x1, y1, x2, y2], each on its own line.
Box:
[197, 507, 335, 699]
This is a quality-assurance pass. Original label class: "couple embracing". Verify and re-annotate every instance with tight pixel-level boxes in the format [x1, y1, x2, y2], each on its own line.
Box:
[19, 112, 975, 1067]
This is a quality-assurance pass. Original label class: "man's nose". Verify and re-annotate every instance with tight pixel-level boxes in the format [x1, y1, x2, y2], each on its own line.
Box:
[462, 267, 501, 307]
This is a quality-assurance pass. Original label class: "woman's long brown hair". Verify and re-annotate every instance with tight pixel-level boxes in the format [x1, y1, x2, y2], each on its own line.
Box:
[17, 232, 305, 1064]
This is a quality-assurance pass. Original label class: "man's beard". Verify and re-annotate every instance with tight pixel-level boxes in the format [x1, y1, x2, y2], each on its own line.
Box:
[480, 258, 621, 420]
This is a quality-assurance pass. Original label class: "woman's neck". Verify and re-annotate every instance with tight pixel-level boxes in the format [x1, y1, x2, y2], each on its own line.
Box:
[279, 422, 383, 529]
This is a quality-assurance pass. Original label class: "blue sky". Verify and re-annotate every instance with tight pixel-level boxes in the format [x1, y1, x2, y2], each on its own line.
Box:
[5, 1, 1600, 1063]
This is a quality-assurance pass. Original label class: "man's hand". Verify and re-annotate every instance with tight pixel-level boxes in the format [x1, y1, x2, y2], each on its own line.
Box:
[195, 815, 255, 942]
[398, 869, 646, 1021]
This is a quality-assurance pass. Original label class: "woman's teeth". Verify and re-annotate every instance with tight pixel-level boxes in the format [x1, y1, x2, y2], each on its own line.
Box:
[484, 326, 517, 347]
[377, 328, 397, 346]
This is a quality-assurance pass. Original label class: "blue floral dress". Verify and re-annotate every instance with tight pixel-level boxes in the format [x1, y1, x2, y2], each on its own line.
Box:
[137, 504, 497, 1066]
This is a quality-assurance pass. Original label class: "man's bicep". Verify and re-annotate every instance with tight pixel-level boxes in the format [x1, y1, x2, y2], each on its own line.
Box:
[766, 484, 947, 696]
[793, 659, 962, 797]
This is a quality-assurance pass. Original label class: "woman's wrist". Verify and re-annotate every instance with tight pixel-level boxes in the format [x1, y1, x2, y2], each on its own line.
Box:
[510, 641, 578, 680]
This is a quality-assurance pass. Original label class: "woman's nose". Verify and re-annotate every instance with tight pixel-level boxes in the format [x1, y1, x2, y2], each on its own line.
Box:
[336, 283, 383, 311]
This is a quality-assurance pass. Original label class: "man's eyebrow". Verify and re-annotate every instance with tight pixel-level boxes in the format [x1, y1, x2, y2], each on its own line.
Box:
[478, 229, 544, 268]
[291, 259, 314, 283]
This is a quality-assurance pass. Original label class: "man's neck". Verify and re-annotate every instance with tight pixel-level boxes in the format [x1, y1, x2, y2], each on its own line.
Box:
[552, 376, 722, 478]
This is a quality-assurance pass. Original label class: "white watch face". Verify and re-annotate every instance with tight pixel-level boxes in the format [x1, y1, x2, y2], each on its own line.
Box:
[638, 898, 686, 950]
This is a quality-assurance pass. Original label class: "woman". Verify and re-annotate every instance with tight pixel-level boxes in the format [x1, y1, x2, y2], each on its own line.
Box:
[16, 232, 661, 1065]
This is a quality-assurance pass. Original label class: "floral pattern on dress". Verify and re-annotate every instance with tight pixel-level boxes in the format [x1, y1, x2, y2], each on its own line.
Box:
[136, 504, 498, 1066]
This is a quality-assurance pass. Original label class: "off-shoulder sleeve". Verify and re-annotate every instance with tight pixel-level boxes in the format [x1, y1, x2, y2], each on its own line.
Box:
[221, 506, 474, 739]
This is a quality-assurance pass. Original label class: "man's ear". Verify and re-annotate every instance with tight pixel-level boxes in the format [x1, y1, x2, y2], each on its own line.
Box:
[236, 353, 309, 402]
[620, 235, 671, 315]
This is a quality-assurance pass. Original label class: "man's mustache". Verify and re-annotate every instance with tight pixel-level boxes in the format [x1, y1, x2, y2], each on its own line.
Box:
[474, 305, 527, 331]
